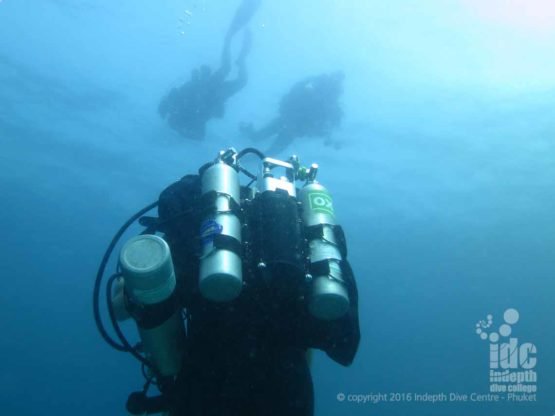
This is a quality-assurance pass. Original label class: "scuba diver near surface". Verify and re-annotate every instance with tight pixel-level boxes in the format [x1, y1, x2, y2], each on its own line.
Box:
[158, 0, 261, 140]
[93, 147, 361, 416]
[240, 71, 345, 154]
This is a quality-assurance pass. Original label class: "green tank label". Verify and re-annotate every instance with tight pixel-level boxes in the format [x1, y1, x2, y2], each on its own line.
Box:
[308, 191, 334, 216]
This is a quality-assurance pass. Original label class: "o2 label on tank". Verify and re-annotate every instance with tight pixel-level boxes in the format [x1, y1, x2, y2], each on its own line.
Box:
[200, 219, 223, 246]
[308, 192, 334, 216]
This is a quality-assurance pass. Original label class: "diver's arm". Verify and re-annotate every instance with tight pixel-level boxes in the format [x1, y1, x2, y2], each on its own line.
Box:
[221, 65, 247, 99]
[302, 260, 361, 366]
[221, 76, 247, 100]
[324, 261, 360, 366]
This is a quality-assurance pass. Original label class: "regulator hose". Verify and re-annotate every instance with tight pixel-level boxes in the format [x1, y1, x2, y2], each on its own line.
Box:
[237, 147, 265, 160]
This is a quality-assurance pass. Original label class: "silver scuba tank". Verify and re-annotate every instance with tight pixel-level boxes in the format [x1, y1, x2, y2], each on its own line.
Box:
[198, 156, 243, 302]
[119, 234, 185, 377]
[299, 178, 350, 320]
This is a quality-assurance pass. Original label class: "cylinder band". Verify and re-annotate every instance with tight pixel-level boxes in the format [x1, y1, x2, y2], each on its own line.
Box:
[126, 291, 180, 330]
[304, 224, 347, 258]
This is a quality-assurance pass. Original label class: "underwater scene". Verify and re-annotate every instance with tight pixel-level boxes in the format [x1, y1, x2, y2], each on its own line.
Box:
[1, 1, 554, 415]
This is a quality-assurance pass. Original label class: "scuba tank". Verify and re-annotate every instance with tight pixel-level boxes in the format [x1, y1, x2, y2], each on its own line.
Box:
[299, 165, 350, 320]
[198, 149, 243, 302]
[118, 234, 186, 377]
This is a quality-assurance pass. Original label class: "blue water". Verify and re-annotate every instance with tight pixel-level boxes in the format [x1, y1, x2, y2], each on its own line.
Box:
[1, 1, 554, 415]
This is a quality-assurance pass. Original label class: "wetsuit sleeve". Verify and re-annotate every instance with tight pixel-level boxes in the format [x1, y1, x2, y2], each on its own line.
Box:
[301, 260, 361, 366]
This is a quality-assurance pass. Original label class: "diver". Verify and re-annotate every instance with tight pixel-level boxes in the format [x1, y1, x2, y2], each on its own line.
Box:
[158, 0, 260, 140]
[240, 71, 345, 154]
[94, 148, 361, 416]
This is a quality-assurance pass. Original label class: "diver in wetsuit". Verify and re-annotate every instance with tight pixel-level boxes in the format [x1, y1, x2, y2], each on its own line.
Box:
[240, 71, 345, 154]
[159, 0, 260, 140]
[158, 153, 360, 416]
[95, 149, 360, 416]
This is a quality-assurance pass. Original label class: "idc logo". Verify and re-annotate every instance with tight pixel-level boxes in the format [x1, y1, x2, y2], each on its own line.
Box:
[475, 308, 537, 397]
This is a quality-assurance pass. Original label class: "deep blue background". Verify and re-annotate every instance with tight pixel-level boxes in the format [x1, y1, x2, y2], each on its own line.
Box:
[1, 1, 554, 415]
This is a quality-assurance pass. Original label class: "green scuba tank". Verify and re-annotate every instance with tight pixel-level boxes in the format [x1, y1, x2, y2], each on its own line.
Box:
[299, 180, 350, 320]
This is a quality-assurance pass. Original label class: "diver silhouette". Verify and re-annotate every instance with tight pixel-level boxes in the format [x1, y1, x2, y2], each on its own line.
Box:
[240, 71, 345, 154]
[159, 0, 261, 140]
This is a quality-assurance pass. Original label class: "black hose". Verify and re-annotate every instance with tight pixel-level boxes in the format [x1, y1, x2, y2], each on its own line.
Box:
[238, 166, 257, 181]
[141, 363, 151, 386]
[237, 147, 265, 160]
[246, 177, 256, 188]
[93, 201, 158, 351]
[142, 376, 153, 394]
[237, 148, 264, 183]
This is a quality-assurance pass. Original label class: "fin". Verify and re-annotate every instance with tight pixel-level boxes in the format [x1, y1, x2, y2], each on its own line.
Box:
[226, 0, 261, 41]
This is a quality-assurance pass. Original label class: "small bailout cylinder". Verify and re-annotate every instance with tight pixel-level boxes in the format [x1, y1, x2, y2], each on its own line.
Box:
[299, 180, 350, 320]
[198, 160, 243, 302]
[119, 234, 185, 377]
